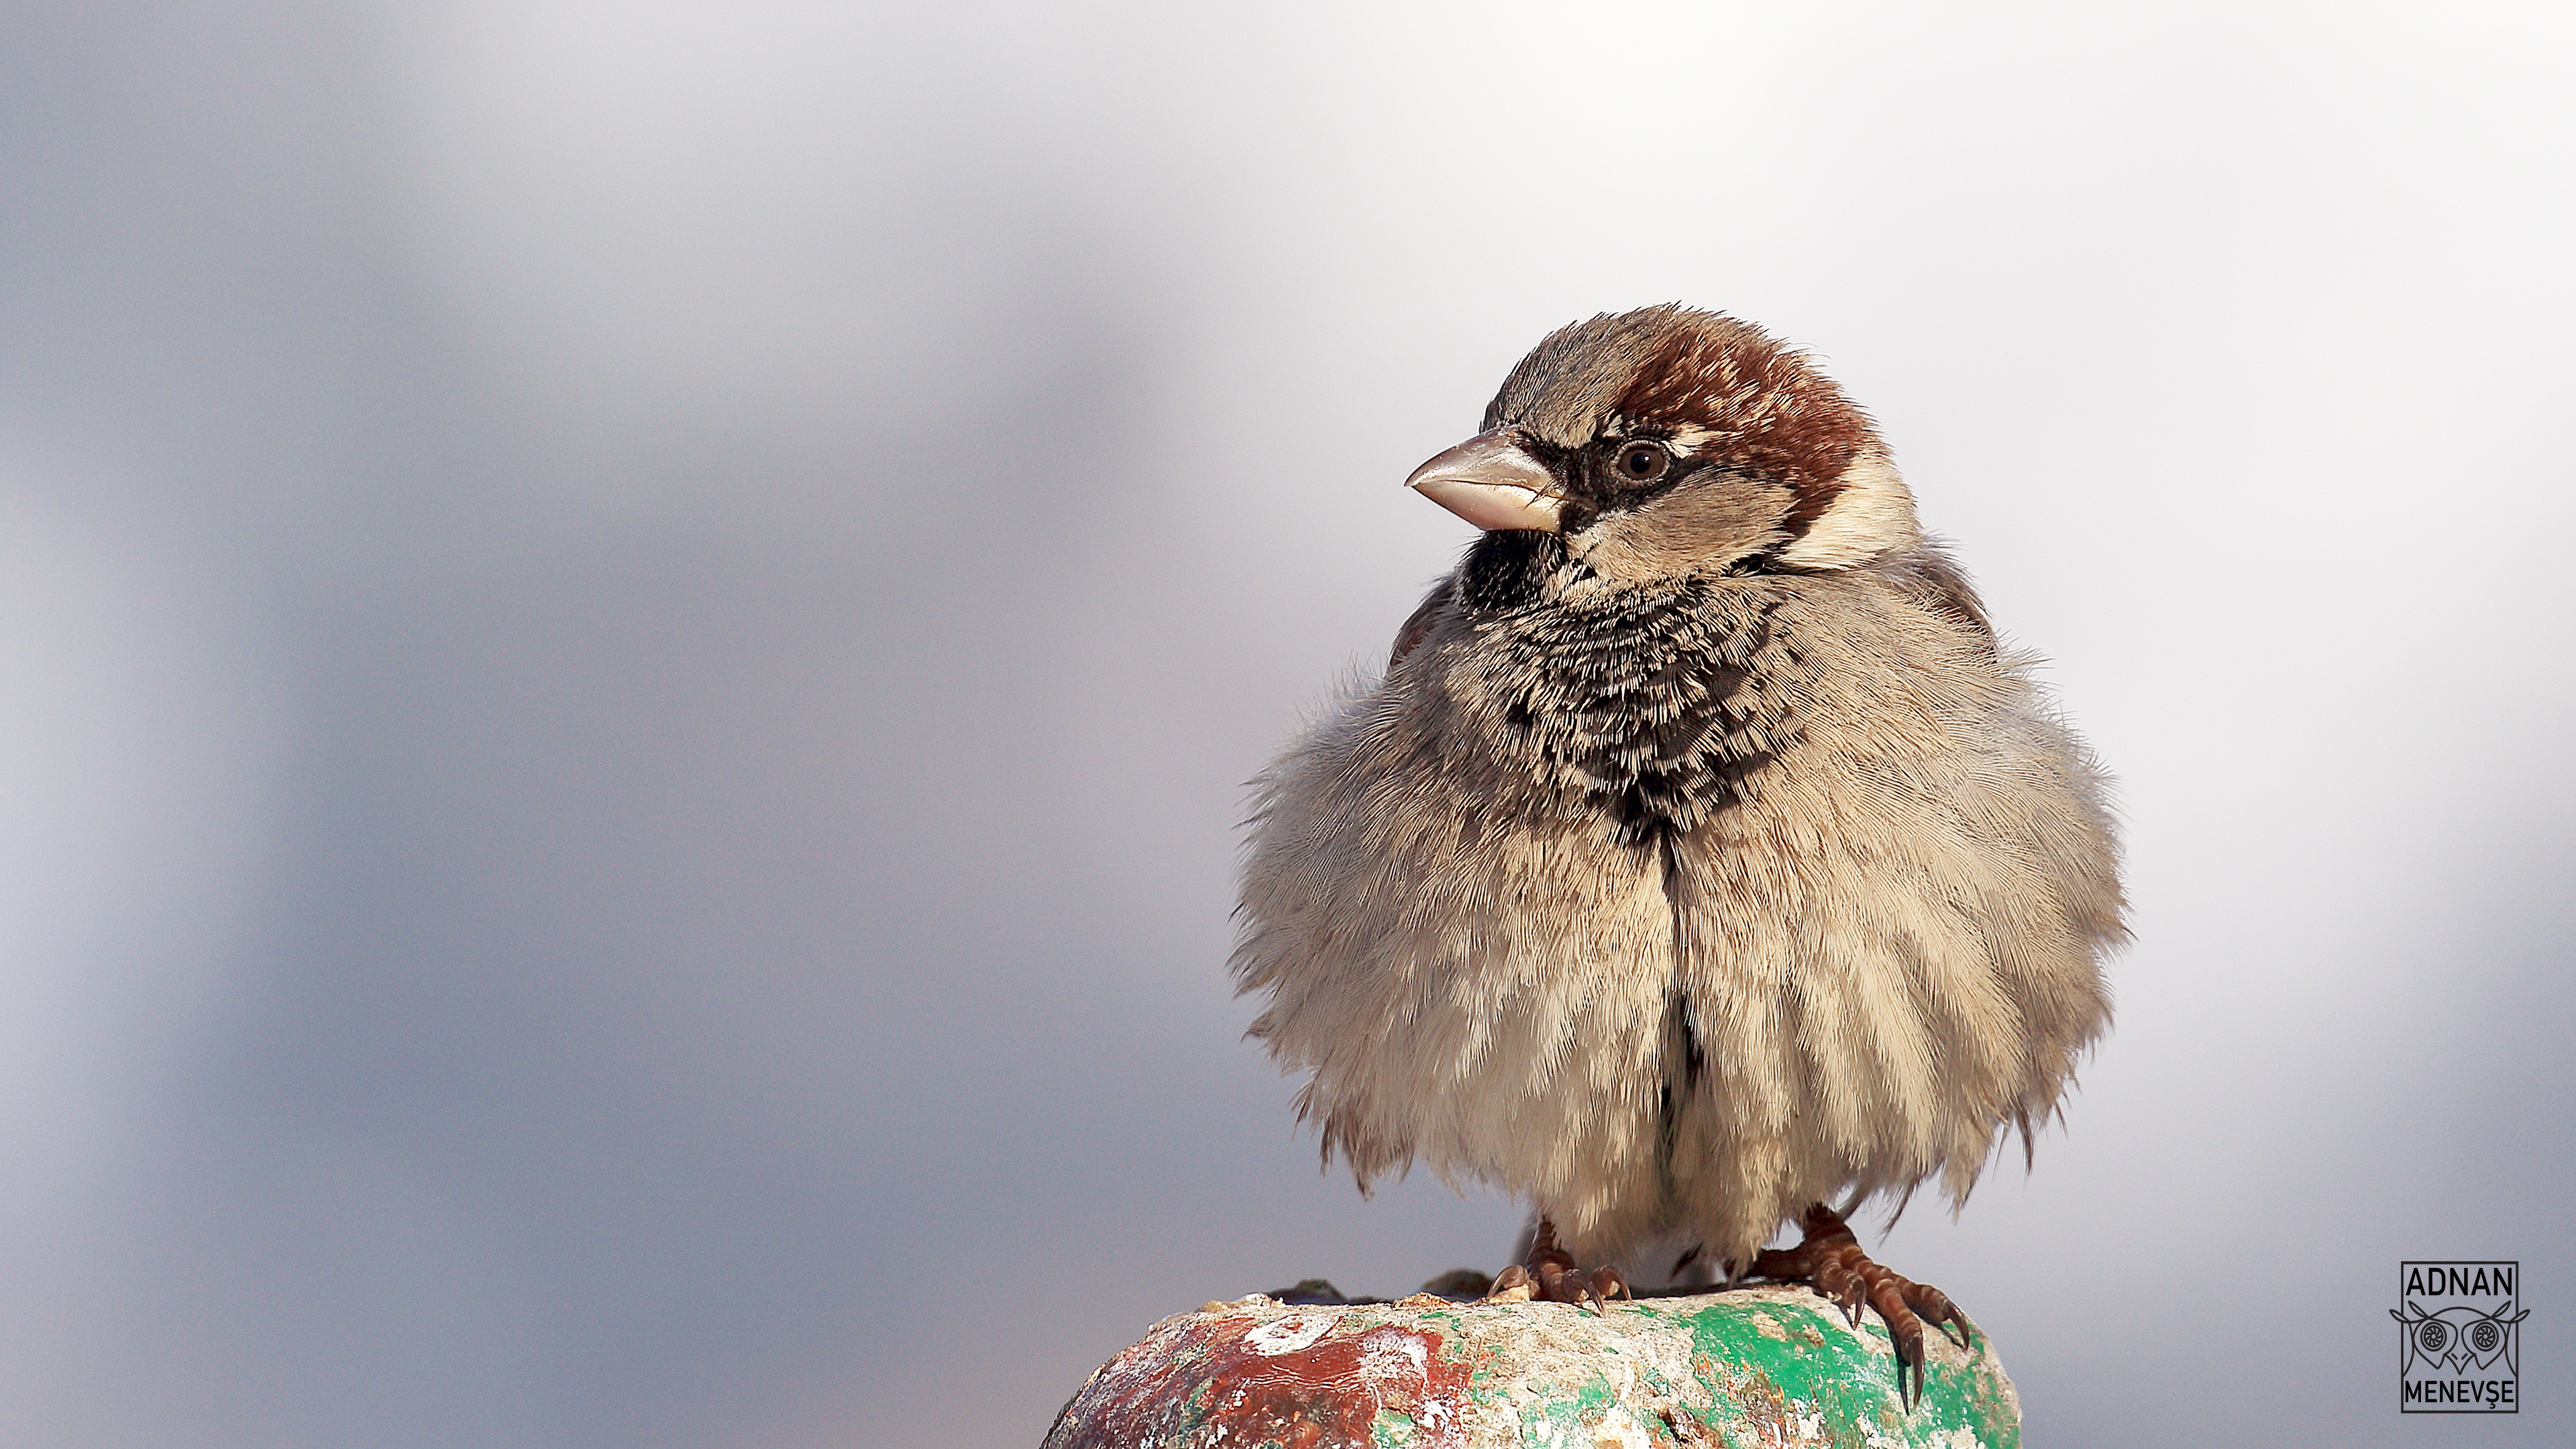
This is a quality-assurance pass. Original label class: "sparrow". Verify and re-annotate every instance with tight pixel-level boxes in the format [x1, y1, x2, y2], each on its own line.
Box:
[1232, 305, 2123, 1404]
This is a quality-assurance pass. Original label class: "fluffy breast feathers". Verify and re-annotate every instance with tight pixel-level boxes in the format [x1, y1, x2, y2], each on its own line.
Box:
[1231, 546, 2122, 1265]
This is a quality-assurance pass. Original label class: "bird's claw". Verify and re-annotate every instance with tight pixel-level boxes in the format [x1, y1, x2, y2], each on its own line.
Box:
[1746, 1205, 1974, 1413]
[1477, 1220, 1629, 1316]
[1542, 1260, 1628, 1315]
[1483, 1264, 1538, 1302]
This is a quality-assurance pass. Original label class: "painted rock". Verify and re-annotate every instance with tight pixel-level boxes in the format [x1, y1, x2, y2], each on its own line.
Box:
[1043, 1285, 2019, 1448]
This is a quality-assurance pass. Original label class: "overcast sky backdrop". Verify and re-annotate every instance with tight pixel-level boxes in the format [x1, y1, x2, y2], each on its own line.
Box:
[3, 3, 2572, 1446]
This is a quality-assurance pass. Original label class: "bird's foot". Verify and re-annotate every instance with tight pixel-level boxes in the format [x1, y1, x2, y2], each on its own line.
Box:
[1480, 1216, 1629, 1315]
[1485, 1260, 1629, 1313]
[1746, 1204, 1974, 1411]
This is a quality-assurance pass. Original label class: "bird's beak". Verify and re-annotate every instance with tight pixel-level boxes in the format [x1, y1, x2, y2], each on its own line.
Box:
[1405, 430, 1563, 533]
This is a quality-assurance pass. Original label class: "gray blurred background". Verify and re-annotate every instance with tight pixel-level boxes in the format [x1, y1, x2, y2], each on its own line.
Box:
[2, 3, 2571, 1445]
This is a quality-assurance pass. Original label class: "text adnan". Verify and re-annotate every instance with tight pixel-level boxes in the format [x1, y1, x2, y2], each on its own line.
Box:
[2406, 1265, 2514, 1299]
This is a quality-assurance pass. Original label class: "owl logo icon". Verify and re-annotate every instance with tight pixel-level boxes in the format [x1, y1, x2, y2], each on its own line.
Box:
[2392, 1301, 2526, 1375]
[2394, 1261, 2526, 1413]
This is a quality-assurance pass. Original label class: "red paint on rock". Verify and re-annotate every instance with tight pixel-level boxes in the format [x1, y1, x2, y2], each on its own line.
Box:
[1047, 1311, 1487, 1448]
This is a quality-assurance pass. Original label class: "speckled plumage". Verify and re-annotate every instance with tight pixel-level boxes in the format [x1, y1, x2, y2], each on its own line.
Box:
[1233, 307, 2123, 1271]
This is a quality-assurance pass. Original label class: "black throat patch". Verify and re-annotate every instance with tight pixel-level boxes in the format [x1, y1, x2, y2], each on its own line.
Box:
[1470, 572, 1794, 847]
[1458, 530, 1570, 612]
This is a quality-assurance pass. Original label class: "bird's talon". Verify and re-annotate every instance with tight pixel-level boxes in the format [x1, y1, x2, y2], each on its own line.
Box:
[1480, 1264, 1538, 1303]
[1495, 1218, 1629, 1313]
[1752, 1204, 1971, 1413]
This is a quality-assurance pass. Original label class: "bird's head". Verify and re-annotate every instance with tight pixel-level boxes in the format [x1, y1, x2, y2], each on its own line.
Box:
[1407, 305, 1919, 582]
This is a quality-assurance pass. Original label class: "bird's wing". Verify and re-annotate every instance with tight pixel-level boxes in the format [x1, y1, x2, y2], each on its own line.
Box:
[1387, 578, 1453, 672]
[1892, 547, 1994, 645]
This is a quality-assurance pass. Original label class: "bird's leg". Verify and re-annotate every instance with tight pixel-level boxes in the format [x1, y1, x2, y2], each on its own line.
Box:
[1482, 1217, 1629, 1314]
[1747, 1203, 1974, 1411]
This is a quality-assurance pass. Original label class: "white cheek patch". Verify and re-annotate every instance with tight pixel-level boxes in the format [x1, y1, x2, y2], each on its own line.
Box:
[1776, 449, 1922, 568]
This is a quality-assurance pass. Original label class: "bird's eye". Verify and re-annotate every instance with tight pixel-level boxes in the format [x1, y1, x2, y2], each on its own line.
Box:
[1615, 442, 1670, 482]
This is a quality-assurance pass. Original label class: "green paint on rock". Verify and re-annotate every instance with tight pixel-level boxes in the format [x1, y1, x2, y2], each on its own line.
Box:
[1668, 1297, 2017, 1448]
[1513, 1368, 1623, 1444]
